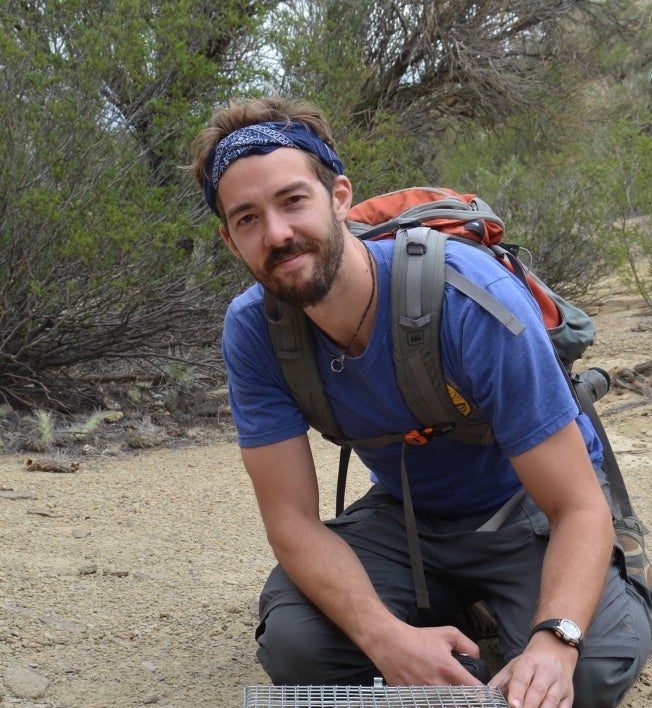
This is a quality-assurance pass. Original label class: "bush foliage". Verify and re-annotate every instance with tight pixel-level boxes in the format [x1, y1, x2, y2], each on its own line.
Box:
[0, 0, 650, 414]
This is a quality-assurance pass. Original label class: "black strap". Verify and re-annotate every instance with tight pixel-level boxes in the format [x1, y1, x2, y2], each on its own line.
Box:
[399, 447, 529, 610]
[335, 446, 352, 517]
[400, 442, 430, 610]
[498, 247, 632, 521]
[573, 379, 633, 520]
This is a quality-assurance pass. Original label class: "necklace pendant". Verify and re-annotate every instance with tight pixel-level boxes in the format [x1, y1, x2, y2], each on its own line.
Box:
[330, 355, 345, 373]
[326, 244, 375, 376]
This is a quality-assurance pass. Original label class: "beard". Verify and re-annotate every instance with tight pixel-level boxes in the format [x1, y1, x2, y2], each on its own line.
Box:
[245, 210, 345, 308]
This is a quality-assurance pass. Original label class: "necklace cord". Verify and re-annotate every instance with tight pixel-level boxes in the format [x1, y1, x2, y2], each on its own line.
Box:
[330, 245, 376, 373]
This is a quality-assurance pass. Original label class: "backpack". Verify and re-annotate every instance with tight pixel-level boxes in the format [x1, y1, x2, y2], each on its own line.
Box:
[263, 186, 649, 609]
[264, 187, 595, 450]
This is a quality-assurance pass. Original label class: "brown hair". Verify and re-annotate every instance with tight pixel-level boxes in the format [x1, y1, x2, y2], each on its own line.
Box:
[189, 96, 339, 219]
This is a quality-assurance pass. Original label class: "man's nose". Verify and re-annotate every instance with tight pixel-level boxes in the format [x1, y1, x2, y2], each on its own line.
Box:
[263, 211, 294, 248]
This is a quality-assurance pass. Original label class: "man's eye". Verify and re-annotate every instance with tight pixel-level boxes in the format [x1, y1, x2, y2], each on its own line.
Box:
[237, 214, 257, 227]
[285, 194, 306, 207]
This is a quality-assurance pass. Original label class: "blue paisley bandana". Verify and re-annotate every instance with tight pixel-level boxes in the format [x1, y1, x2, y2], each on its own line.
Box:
[202, 121, 344, 216]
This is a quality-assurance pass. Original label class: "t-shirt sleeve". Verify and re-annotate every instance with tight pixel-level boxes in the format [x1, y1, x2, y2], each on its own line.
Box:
[441, 266, 580, 458]
[221, 293, 309, 448]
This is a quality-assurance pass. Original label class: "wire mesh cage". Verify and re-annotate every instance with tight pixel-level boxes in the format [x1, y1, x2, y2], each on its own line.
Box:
[242, 684, 509, 707]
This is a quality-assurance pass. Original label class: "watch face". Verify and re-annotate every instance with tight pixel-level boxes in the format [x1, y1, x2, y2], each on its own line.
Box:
[558, 619, 582, 641]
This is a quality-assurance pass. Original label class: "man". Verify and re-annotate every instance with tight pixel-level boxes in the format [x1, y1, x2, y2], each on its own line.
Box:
[190, 96, 651, 707]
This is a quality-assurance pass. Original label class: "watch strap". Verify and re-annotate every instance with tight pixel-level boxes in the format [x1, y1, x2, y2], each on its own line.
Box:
[530, 619, 583, 653]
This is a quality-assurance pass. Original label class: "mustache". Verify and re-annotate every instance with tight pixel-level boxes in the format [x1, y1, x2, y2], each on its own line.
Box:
[265, 240, 316, 270]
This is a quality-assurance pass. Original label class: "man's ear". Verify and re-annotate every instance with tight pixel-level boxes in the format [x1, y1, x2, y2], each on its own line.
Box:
[331, 175, 353, 222]
[219, 225, 241, 258]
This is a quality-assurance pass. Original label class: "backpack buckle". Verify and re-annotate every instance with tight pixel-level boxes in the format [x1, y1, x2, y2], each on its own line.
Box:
[402, 225, 429, 256]
[404, 424, 455, 446]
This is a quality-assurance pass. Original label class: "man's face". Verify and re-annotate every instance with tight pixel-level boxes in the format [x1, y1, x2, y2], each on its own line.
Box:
[217, 148, 349, 308]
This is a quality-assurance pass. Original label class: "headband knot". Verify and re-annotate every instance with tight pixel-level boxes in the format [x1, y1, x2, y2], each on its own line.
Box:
[202, 121, 344, 216]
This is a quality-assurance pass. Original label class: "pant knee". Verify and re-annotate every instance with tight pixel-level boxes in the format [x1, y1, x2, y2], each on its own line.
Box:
[572, 655, 640, 708]
[256, 603, 376, 685]
[256, 609, 320, 684]
[572, 568, 652, 707]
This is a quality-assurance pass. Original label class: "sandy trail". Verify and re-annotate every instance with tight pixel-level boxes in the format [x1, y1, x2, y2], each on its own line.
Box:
[1, 284, 651, 707]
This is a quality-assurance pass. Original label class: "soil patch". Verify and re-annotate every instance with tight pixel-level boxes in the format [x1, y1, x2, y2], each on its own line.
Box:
[1, 283, 651, 707]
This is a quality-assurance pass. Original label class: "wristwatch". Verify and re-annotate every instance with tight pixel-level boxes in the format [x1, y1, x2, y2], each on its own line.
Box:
[529, 619, 584, 653]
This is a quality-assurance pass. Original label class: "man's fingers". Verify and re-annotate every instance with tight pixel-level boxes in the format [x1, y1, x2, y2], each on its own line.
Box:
[449, 628, 481, 658]
[496, 666, 574, 708]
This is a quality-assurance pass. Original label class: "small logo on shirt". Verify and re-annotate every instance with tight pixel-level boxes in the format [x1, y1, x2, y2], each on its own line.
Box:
[447, 384, 471, 416]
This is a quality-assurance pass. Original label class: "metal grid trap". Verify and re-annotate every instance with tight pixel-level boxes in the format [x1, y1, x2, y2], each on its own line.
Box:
[242, 685, 509, 707]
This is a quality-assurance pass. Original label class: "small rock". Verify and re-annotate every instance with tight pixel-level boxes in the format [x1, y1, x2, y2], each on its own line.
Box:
[0, 490, 38, 500]
[103, 569, 129, 577]
[78, 563, 98, 575]
[141, 661, 156, 672]
[25, 458, 79, 473]
[4, 665, 49, 700]
[26, 507, 62, 518]
[143, 692, 161, 704]
[73, 529, 91, 539]
[41, 615, 84, 633]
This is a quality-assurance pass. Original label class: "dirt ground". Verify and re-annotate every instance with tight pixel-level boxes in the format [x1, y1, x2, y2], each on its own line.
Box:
[1, 279, 651, 707]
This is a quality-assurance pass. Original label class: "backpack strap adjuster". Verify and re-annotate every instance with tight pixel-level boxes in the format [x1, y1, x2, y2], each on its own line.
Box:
[402, 225, 429, 256]
[404, 424, 456, 446]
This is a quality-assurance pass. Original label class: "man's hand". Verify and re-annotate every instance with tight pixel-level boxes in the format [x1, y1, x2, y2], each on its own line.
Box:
[489, 632, 578, 707]
[243, 437, 484, 688]
[366, 623, 483, 687]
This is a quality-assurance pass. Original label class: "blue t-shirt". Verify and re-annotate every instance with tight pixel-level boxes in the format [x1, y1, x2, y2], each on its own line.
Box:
[222, 239, 603, 518]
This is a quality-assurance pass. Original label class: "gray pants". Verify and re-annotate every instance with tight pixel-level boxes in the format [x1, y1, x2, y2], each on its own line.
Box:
[255, 485, 652, 708]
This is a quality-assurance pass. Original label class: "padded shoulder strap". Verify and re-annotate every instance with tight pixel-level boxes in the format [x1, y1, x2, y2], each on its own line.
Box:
[264, 290, 406, 450]
[391, 228, 526, 446]
[265, 229, 526, 449]
[263, 290, 344, 442]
